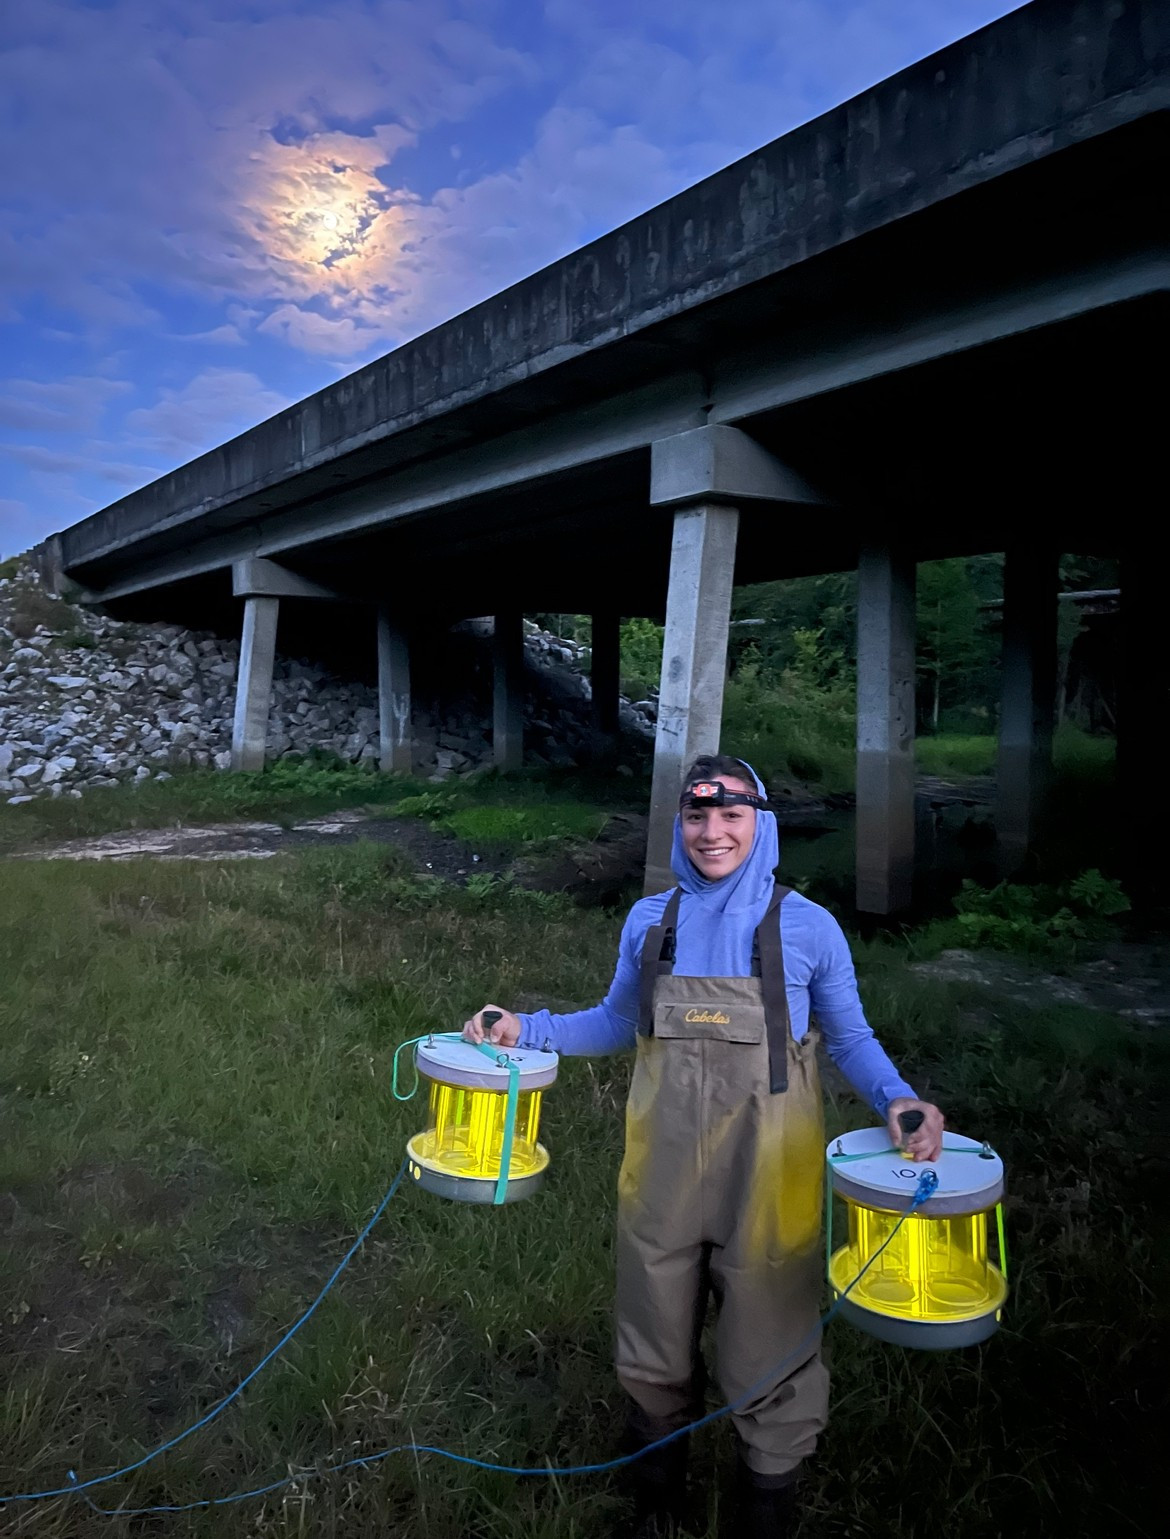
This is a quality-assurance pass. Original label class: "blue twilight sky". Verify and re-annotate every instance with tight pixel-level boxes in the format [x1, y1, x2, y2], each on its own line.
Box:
[0, 0, 1022, 559]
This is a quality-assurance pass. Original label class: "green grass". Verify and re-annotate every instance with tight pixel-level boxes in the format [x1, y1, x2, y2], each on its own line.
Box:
[0, 835, 1162, 1536]
[916, 734, 998, 777]
[381, 772, 621, 852]
[390, 793, 610, 855]
[917, 725, 1116, 781]
[721, 663, 856, 794]
[0, 762, 625, 859]
[0, 760, 434, 855]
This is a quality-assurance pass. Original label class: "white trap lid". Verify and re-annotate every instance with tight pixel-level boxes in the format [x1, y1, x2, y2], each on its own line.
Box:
[827, 1127, 1004, 1216]
[416, 1036, 559, 1092]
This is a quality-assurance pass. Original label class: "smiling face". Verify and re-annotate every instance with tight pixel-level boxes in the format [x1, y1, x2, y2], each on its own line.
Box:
[679, 774, 758, 880]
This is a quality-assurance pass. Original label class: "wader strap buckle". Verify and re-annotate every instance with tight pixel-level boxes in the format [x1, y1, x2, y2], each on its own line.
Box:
[638, 887, 682, 1037]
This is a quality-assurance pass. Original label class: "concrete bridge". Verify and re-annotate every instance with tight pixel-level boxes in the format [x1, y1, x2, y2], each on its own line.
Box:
[45, 0, 1169, 908]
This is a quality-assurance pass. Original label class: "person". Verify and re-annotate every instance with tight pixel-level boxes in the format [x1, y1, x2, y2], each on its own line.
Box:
[464, 754, 943, 1537]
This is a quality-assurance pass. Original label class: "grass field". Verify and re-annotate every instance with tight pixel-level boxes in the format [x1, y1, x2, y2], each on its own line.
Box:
[916, 725, 1116, 781]
[0, 763, 625, 859]
[0, 815, 1162, 1536]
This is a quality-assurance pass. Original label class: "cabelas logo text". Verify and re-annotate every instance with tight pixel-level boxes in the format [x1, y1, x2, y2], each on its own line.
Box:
[685, 1009, 731, 1024]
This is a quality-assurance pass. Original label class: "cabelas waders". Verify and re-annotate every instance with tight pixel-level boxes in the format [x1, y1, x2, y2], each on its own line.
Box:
[616, 883, 829, 1478]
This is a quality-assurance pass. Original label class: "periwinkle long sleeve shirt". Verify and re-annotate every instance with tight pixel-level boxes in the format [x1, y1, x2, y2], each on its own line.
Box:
[517, 889, 916, 1117]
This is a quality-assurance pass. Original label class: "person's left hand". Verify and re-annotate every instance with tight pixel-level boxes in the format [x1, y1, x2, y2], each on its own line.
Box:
[886, 1097, 945, 1161]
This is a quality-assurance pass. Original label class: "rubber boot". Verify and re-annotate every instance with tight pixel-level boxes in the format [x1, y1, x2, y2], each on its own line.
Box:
[732, 1460, 800, 1538]
[622, 1432, 690, 1538]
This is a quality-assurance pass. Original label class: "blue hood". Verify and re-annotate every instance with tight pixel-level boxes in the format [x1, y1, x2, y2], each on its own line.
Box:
[667, 761, 780, 975]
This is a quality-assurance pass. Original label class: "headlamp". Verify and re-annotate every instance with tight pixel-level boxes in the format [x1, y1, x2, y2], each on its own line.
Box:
[679, 779, 769, 811]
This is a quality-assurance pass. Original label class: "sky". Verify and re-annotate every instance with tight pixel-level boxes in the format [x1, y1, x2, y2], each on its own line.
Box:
[0, 0, 1022, 560]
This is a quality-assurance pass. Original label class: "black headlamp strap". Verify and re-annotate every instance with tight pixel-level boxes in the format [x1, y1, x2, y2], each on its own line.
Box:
[679, 779, 769, 812]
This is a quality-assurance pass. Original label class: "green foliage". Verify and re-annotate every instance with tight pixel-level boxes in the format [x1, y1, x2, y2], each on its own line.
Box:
[940, 869, 1131, 953]
[391, 782, 610, 853]
[619, 616, 664, 700]
[1067, 867, 1131, 916]
[443, 802, 608, 852]
[730, 573, 857, 678]
[916, 556, 1001, 733]
[0, 555, 23, 580]
[1052, 721, 1116, 773]
[916, 734, 997, 776]
[392, 789, 459, 820]
[917, 725, 1115, 783]
[722, 634, 855, 792]
[457, 870, 571, 915]
[295, 840, 417, 905]
[3, 583, 76, 638]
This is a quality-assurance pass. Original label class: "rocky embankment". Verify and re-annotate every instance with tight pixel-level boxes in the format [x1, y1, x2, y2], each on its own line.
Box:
[0, 563, 654, 804]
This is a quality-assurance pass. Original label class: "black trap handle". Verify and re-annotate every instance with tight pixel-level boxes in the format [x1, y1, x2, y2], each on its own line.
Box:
[481, 1009, 503, 1039]
[898, 1109, 925, 1136]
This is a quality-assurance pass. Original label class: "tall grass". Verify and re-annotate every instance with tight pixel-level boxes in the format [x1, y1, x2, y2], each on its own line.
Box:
[0, 760, 430, 855]
[916, 734, 998, 777]
[0, 762, 628, 858]
[0, 838, 1160, 1535]
[721, 653, 855, 794]
[917, 725, 1116, 781]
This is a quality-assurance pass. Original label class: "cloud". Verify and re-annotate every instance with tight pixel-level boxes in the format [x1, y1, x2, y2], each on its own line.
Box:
[171, 324, 247, 346]
[0, 0, 537, 339]
[0, 375, 132, 435]
[3, 444, 88, 474]
[256, 303, 386, 359]
[123, 367, 292, 457]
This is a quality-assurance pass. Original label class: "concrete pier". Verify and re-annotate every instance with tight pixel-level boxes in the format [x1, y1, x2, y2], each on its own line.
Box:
[856, 544, 916, 914]
[230, 596, 280, 772]
[644, 503, 740, 891]
[493, 612, 524, 772]
[996, 548, 1056, 873]
[644, 425, 825, 892]
[377, 607, 413, 773]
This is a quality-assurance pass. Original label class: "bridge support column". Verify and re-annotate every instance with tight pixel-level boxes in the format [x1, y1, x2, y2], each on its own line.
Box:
[996, 548, 1057, 874]
[645, 505, 739, 891]
[231, 596, 280, 772]
[230, 558, 346, 774]
[856, 543, 917, 915]
[377, 607, 413, 773]
[645, 426, 826, 894]
[590, 608, 621, 743]
[493, 611, 524, 772]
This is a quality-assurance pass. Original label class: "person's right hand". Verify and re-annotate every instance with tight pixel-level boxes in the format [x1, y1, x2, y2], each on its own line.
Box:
[462, 1005, 522, 1047]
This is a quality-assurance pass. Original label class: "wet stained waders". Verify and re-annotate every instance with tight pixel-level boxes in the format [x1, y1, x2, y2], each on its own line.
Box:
[616, 884, 827, 1532]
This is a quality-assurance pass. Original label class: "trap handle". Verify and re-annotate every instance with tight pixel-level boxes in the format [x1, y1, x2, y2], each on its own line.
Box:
[898, 1109, 925, 1137]
[481, 1009, 503, 1040]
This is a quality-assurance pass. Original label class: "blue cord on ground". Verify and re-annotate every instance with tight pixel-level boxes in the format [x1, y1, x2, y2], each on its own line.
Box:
[2, 1161, 939, 1517]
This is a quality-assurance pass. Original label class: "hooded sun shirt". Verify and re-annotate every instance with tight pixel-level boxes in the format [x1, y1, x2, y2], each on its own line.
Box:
[666, 760, 782, 976]
[516, 763, 917, 1116]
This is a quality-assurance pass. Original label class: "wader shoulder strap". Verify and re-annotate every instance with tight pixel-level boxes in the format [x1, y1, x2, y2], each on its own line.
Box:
[638, 888, 682, 1037]
[754, 882, 793, 1094]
